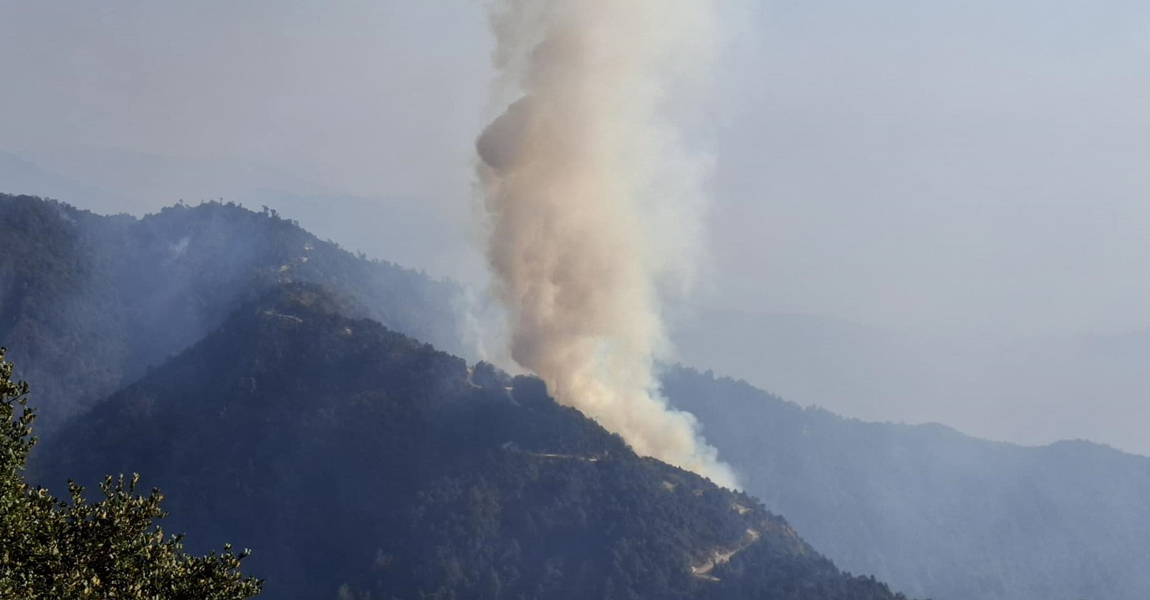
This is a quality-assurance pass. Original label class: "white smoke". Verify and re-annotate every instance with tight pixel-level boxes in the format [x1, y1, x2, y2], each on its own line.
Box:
[476, 0, 738, 489]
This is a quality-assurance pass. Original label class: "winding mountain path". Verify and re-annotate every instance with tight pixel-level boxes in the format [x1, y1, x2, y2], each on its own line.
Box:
[691, 529, 762, 582]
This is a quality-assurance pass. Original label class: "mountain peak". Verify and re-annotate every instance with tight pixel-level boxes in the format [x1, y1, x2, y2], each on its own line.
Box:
[39, 282, 908, 600]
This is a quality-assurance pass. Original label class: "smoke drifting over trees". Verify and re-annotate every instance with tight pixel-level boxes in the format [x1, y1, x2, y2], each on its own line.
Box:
[475, 0, 736, 487]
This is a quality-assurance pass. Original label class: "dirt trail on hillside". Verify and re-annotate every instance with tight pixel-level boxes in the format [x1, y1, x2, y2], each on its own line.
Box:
[691, 529, 762, 581]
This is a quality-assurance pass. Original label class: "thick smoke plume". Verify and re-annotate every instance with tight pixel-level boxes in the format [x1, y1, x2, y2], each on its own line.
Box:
[476, 0, 738, 488]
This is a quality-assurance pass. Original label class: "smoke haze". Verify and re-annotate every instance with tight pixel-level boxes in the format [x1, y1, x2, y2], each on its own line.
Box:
[2, 0, 1149, 458]
[475, 0, 736, 487]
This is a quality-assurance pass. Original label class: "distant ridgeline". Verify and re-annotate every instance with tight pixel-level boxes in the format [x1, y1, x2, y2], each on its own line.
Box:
[664, 368, 1150, 600]
[35, 284, 911, 600]
[0, 194, 466, 436]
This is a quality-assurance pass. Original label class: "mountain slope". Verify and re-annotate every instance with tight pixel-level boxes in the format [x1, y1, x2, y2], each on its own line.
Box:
[40, 285, 911, 600]
[664, 367, 1150, 600]
[0, 194, 467, 434]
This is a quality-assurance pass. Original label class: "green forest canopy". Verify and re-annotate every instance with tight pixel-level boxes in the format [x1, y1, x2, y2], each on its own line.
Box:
[0, 347, 261, 600]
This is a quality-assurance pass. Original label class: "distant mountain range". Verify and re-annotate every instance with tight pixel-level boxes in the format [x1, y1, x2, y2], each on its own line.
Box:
[665, 367, 1150, 600]
[671, 308, 1150, 455]
[670, 309, 1150, 598]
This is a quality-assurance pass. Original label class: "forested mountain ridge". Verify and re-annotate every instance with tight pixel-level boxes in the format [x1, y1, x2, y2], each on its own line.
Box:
[37, 284, 913, 600]
[18, 192, 1149, 600]
[664, 367, 1150, 600]
[0, 193, 466, 435]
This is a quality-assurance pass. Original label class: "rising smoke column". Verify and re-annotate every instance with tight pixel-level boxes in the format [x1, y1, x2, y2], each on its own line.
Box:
[476, 0, 737, 489]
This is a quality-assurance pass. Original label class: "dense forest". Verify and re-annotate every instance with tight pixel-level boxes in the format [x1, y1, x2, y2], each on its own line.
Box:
[10, 194, 1150, 600]
[0, 193, 466, 436]
[34, 284, 912, 600]
[1, 348, 261, 599]
[664, 367, 1150, 600]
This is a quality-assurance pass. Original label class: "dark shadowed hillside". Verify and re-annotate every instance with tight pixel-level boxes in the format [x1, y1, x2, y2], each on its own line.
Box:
[38, 285, 912, 600]
[664, 367, 1150, 600]
[0, 194, 466, 435]
[14, 194, 1150, 600]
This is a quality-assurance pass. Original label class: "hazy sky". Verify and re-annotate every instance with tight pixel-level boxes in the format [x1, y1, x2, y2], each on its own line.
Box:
[3, 0, 1148, 335]
[708, 0, 1150, 338]
[1, 0, 1148, 434]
